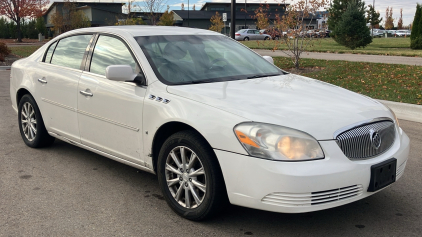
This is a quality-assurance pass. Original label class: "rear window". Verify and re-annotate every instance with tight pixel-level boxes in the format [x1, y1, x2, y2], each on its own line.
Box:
[50, 34, 93, 70]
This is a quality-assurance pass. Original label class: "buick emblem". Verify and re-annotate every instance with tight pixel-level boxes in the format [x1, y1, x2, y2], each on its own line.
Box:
[369, 129, 382, 149]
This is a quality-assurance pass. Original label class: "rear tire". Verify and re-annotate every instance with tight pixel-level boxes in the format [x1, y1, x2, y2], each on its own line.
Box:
[18, 94, 55, 148]
[157, 130, 227, 221]
[244, 37, 249, 41]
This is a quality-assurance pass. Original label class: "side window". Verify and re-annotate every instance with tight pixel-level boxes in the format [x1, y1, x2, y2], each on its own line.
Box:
[247, 30, 254, 34]
[90, 35, 139, 77]
[51, 34, 92, 70]
[44, 41, 57, 63]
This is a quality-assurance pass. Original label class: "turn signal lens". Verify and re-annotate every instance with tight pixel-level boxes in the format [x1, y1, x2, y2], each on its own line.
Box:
[235, 130, 259, 148]
[234, 123, 324, 161]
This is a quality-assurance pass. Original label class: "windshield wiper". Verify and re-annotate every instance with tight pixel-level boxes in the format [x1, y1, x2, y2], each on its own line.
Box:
[247, 73, 281, 79]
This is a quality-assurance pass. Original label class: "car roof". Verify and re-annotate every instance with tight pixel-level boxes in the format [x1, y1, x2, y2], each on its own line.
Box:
[59, 26, 221, 37]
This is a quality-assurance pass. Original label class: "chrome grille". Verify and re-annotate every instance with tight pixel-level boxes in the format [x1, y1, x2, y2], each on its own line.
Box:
[261, 185, 363, 207]
[336, 121, 395, 160]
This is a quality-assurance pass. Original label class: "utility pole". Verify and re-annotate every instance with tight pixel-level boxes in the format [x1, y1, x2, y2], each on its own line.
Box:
[230, 0, 236, 38]
[187, 0, 190, 27]
[372, 0, 375, 36]
[244, 0, 246, 29]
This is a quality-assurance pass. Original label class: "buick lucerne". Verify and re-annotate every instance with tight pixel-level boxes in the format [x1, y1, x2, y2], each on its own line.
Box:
[10, 26, 410, 220]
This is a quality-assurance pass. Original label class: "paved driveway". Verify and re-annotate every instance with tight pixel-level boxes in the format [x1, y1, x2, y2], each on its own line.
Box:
[1, 71, 421, 236]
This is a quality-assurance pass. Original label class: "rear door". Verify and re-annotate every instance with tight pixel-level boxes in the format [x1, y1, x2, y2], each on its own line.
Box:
[77, 34, 146, 164]
[247, 30, 256, 40]
[34, 34, 94, 142]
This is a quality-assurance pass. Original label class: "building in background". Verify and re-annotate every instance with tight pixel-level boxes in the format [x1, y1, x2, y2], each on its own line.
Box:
[44, 2, 124, 32]
[172, 2, 320, 33]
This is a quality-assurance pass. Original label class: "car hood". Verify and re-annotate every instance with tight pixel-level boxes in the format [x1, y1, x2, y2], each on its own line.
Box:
[166, 74, 393, 140]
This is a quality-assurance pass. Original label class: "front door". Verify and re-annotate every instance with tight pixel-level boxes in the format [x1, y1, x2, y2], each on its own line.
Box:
[77, 35, 146, 164]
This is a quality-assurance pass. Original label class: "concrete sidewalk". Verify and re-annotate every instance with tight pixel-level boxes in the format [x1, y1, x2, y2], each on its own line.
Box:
[254, 49, 422, 66]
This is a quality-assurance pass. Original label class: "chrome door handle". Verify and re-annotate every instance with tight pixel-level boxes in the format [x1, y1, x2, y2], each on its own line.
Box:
[79, 90, 93, 97]
[37, 78, 47, 84]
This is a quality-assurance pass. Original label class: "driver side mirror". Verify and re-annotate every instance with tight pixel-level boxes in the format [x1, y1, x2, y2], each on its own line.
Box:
[105, 65, 146, 86]
[262, 56, 274, 65]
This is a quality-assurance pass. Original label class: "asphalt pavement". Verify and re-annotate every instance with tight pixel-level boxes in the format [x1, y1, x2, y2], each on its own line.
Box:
[1, 70, 421, 236]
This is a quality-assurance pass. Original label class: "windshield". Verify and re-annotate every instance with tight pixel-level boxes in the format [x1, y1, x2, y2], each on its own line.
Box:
[135, 35, 283, 85]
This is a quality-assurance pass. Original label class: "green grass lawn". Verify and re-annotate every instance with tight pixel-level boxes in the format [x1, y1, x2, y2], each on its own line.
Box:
[243, 38, 422, 57]
[274, 57, 422, 105]
[10, 46, 41, 58]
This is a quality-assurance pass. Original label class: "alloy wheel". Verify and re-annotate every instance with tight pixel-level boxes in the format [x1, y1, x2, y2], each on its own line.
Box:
[165, 146, 207, 209]
[21, 102, 37, 141]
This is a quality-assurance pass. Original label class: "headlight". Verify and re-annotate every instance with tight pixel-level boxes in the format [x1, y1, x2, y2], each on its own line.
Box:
[234, 122, 324, 161]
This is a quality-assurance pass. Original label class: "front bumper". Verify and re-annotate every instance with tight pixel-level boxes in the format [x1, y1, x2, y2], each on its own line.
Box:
[215, 128, 410, 213]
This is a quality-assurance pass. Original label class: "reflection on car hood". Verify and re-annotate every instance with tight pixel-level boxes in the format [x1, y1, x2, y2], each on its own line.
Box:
[166, 74, 393, 140]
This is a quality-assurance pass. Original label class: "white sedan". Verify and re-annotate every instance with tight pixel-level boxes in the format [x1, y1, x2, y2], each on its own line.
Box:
[10, 26, 409, 220]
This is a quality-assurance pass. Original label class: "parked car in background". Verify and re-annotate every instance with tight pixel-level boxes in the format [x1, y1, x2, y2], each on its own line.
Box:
[370, 31, 383, 37]
[10, 26, 410, 221]
[395, 30, 411, 37]
[235, 29, 271, 41]
[260, 29, 281, 40]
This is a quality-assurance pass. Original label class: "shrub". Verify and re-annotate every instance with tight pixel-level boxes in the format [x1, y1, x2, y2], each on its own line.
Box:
[333, 0, 372, 50]
[411, 37, 422, 49]
[0, 42, 12, 62]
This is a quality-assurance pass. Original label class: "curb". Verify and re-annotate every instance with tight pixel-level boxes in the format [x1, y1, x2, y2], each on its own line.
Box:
[378, 100, 422, 124]
[0, 66, 11, 70]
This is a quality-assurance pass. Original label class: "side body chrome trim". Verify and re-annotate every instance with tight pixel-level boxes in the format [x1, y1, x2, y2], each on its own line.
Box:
[333, 117, 394, 139]
[77, 110, 140, 132]
[41, 98, 77, 111]
[41, 98, 139, 132]
[48, 132, 155, 174]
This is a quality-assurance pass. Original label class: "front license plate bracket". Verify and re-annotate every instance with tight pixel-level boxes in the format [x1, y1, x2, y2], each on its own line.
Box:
[368, 158, 397, 192]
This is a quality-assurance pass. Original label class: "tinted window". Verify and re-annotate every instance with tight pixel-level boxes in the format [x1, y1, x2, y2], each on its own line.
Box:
[51, 34, 92, 70]
[44, 41, 57, 63]
[90, 35, 138, 76]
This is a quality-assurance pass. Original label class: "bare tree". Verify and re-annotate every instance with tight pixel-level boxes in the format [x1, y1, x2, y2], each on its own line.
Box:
[143, 0, 168, 25]
[258, 0, 328, 69]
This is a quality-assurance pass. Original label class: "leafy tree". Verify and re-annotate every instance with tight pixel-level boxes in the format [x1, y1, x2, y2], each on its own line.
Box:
[0, 0, 49, 42]
[209, 11, 224, 33]
[253, 4, 269, 30]
[397, 8, 403, 29]
[50, 0, 91, 35]
[411, 4, 422, 49]
[333, 0, 372, 49]
[35, 17, 46, 35]
[328, 0, 356, 37]
[365, 4, 382, 31]
[384, 7, 394, 30]
[158, 7, 175, 26]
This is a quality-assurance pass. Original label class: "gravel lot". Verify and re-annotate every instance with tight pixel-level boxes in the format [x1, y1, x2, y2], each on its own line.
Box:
[1, 70, 421, 236]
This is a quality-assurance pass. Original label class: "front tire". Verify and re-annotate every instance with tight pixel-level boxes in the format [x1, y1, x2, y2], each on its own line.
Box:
[264, 36, 270, 40]
[18, 94, 55, 148]
[157, 130, 227, 221]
